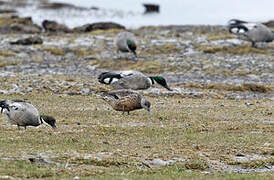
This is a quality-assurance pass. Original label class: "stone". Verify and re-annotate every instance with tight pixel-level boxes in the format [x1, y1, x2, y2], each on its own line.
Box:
[42, 20, 71, 33]
[73, 22, 125, 32]
[263, 20, 274, 27]
[10, 36, 43, 45]
[143, 4, 160, 13]
[0, 16, 42, 34]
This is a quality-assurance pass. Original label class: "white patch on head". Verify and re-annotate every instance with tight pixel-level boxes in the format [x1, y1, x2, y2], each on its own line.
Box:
[103, 78, 110, 84]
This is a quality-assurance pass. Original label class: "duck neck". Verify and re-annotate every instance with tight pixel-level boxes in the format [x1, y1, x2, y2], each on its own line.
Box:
[148, 77, 155, 85]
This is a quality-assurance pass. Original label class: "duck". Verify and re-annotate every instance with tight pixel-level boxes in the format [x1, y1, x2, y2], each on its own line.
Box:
[98, 70, 172, 91]
[228, 19, 274, 48]
[115, 31, 137, 58]
[100, 89, 151, 115]
[0, 99, 56, 129]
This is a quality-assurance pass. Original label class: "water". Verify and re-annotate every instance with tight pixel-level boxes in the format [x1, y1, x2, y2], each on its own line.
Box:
[16, 0, 274, 28]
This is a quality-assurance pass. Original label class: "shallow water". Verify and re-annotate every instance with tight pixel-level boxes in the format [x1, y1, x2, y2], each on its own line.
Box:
[13, 0, 274, 28]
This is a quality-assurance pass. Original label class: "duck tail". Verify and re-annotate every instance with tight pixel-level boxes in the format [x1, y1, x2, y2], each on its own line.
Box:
[98, 72, 122, 84]
[100, 92, 119, 100]
[228, 24, 249, 34]
[227, 19, 249, 34]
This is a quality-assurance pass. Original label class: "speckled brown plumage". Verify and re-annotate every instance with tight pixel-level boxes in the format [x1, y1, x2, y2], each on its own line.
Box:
[101, 89, 151, 114]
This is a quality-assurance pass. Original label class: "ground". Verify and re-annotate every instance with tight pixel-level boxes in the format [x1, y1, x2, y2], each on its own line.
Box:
[0, 93, 273, 179]
[0, 15, 273, 179]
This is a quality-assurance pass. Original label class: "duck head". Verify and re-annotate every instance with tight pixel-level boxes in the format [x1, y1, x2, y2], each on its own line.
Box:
[40, 115, 57, 128]
[141, 98, 151, 115]
[0, 100, 10, 113]
[126, 40, 137, 57]
[150, 76, 172, 91]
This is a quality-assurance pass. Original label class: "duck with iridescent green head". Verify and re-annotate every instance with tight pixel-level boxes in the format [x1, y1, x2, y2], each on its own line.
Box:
[98, 70, 172, 91]
[115, 32, 137, 58]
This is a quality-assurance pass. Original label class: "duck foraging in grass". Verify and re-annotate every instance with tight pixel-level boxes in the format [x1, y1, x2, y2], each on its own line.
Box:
[100, 89, 151, 115]
[115, 32, 137, 59]
[98, 70, 172, 91]
[228, 19, 274, 48]
[0, 99, 56, 129]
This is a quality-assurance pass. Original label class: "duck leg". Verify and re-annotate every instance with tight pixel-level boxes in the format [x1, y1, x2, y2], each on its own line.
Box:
[127, 111, 130, 115]
[251, 41, 257, 48]
[122, 105, 125, 115]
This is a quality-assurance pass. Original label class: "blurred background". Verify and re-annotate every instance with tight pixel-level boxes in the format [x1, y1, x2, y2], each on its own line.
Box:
[1, 0, 273, 28]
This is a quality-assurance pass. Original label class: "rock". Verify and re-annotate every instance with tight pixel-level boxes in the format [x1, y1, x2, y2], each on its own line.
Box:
[143, 4, 160, 13]
[9, 23, 41, 33]
[39, 2, 76, 9]
[145, 158, 179, 166]
[0, 175, 14, 179]
[81, 88, 90, 95]
[0, 1, 26, 7]
[263, 20, 274, 27]
[42, 20, 71, 33]
[0, 90, 8, 94]
[0, 16, 41, 34]
[10, 36, 43, 45]
[28, 157, 52, 166]
[73, 22, 125, 32]
[0, 9, 17, 14]
[73, 176, 80, 180]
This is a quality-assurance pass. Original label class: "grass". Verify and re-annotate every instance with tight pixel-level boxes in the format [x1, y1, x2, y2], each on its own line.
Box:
[139, 43, 181, 55]
[196, 44, 274, 54]
[0, 93, 273, 179]
[0, 61, 19, 67]
[184, 82, 274, 93]
[42, 46, 66, 56]
[91, 59, 179, 74]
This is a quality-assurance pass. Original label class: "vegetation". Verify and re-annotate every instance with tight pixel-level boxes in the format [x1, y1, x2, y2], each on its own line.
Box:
[0, 93, 273, 179]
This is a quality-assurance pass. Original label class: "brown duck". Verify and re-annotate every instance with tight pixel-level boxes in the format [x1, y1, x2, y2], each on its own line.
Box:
[100, 89, 151, 115]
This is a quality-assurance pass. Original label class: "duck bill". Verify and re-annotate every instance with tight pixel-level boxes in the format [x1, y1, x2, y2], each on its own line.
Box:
[132, 51, 138, 58]
[164, 85, 173, 91]
[147, 109, 152, 115]
[51, 124, 57, 128]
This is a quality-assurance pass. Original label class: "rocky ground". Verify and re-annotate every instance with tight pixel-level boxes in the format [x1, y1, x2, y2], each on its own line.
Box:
[0, 24, 273, 100]
[0, 2, 273, 179]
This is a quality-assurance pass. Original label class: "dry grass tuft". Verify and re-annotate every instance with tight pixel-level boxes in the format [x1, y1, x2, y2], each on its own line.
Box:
[140, 43, 181, 55]
[184, 83, 273, 93]
[42, 46, 66, 56]
[197, 45, 270, 54]
[92, 59, 179, 74]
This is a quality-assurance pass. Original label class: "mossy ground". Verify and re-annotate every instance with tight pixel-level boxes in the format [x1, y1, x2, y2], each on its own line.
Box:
[0, 93, 273, 179]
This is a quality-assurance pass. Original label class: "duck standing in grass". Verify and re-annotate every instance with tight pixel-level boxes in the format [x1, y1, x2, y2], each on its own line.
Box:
[98, 70, 172, 91]
[100, 89, 151, 115]
[228, 19, 274, 48]
[0, 99, 56, 129]
[115, 32, 137, 58]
